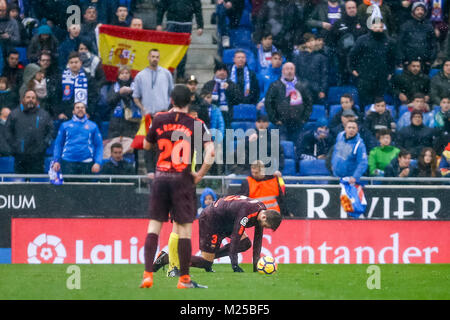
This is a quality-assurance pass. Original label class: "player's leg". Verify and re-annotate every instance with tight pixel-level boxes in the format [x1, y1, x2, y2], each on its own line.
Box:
[140, 220, 163, 288]
[190, 251, 215, 271]
[214, 233, 252, 259]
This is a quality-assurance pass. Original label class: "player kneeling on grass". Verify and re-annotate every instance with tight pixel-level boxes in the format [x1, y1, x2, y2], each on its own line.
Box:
[153, 195, 282, 274]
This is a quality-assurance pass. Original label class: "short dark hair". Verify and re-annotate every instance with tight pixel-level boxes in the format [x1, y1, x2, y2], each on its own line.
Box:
[171, 85, 192, 108]
[261, 31, 273, 39]
[398, 148, 411, 158]
[345, 119, 359, 127]
[148, 48, 159, 55]
[374, 96, 385, 104]
[341, 93, 354, 102]
[412, 92, 425, 100]
[376, 128, 391, 140]
[7, 49, 19, 57]
[264, 210, 282, 231]
[111, 142, 123, 151]
[272, 51, 282, 59]
[68, 51, 81, 61]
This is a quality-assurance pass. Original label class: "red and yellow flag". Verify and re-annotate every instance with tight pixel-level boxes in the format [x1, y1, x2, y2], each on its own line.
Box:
[97, 25, 191, 82]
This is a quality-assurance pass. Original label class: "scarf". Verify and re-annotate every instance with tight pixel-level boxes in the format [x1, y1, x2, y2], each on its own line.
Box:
[431, 0, 443, 22]
[230, 65, 250, 97]
[80, 52, 100, 78]
[62, 67, 88, 105]
[258, 45, 277, 69]
[212, 77, 228, 111]
[280, 76, 303, 106]
[72, 114, 88, 123]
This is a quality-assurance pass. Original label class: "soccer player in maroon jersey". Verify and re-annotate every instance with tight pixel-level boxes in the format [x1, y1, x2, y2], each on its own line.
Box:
[153, 195, 282, 273]
[139, 85, 215, 289]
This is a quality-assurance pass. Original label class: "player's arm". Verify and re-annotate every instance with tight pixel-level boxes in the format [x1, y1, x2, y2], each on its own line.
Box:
[192, 141, 215, 184]
[252, 224, 263, 272]
[143, 138, 152, 151]
[228, 207, 249, 272]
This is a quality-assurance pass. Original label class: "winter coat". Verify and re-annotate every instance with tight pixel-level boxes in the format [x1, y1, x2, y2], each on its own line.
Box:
[306, 0, 343, 30]
[397, 16, 437, 64]
[293, 48, 328, 96]
[396, 123, 436, 158]
[348, 31, 397, 81]
[156, 0, 204, 28]
[27, 34, 59, 64]
[327, 12, 365, 58]
[368, 145, 400, 175]
[430, 70, 450, 106]
[265, 78, 313, 127]
[254, 0, 302, 56]
[230, 65, 260, 105]
[53, 116, 103, 164]
[296, 128, 334, 160]
[5, 105, 53, 156]
[364, 110, 396, 135]
[0, 17, 21, 46]
[331, 131, 368, 180]
[391, 69, 430, 102]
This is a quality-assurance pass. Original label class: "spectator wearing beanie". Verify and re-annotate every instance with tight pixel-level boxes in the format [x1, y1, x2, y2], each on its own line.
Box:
[397, 1, 437, 75]
[27, 24, 59, 64]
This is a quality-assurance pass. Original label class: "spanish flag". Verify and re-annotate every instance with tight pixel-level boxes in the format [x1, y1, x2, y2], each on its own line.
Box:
[131, 114, 153, 150]
[97, 25, 191, 82]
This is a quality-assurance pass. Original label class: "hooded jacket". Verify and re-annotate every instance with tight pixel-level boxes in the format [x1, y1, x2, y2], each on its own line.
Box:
[200, 188, 218, 208]
[392, 68, 430, 102]
[331, 131, 368, 180]
[327, 10, 365, 57]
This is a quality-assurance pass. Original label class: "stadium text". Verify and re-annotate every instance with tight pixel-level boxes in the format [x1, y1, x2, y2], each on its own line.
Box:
[0, 195, 35, 210]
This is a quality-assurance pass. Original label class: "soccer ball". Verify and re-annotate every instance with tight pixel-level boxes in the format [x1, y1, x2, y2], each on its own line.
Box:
[257, 256, 277, 275]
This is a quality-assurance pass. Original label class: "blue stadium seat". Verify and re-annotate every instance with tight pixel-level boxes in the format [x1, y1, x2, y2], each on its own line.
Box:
[229, 28, 254, 51]
[15, 47, 29, 65]
[399, 105, 409, 118]
[280, 140, 294, 159]
[282, 159, 296, 176]
[233, 104, 257, 121]
[302, 121, 316, 132]
[230, 121, 255, 138]
[309, 104, 326, 122]
[46, 139, 55, 156]
[222, 48, 257, 71]
[298, 159, 331, 184]
[328, 104, 342, 120]
[0, 156, 14, 173]
[327, 86, 359, 106]
[429, 68, 439, 78]
[100, 121, 109, 139]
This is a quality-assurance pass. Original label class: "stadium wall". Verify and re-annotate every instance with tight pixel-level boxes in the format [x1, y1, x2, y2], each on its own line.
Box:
[11, 218, 450, 264]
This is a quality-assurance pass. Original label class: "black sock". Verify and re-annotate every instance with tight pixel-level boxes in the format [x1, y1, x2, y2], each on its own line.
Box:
[215, 238, 252, 259]
[178, 238, 192, 277]
[144, 233, 158, 272]
[191, 256, 214, 270]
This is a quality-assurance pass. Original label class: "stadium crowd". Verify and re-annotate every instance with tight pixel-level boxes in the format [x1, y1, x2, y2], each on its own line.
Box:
[0, 0, 449, 182]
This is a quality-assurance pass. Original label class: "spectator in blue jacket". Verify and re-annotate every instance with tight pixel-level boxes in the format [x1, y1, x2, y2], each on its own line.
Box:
[52, 102, 103, 176]
[256, 51, 282, 110]
[331, 119, 368, 183]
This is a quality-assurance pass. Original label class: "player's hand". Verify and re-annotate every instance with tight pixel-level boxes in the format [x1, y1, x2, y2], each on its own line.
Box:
[52, 162, 61, 172]
[232, 264, 244, 272]
[156, 25, 163, 31]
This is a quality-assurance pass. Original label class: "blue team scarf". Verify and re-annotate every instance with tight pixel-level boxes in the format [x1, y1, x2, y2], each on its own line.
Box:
[62, 67, 88, 105]
[280, 76, 303, 106]
[72, 114, 88, 123]
[258, 45, 277, 69]
[212, 77, 228, 109]
[230, 65, 250, 97]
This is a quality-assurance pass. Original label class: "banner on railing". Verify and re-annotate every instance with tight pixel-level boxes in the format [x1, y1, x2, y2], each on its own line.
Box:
[11, 218, 450, 264]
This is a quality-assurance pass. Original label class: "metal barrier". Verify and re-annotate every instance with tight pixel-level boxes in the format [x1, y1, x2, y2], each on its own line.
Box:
[1, 174, 449, 194]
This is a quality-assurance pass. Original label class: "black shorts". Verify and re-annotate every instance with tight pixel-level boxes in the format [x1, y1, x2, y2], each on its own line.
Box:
[198, 207, 224, 254]
[149, 172, 196, 224]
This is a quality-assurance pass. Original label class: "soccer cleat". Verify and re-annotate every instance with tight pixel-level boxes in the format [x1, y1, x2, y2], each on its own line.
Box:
[205, 266, 215, 273]
[177, 276, 208, 289]
[167, 266, 180, 277]
[153, 251, 169, 273]
[139, 271, 153, 288]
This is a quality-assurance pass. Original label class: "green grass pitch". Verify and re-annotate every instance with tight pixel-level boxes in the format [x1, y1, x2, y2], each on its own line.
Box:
[0, 264, 449, 300]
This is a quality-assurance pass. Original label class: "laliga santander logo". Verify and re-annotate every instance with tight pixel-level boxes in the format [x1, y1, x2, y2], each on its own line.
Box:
[27, 234, 67, 264]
